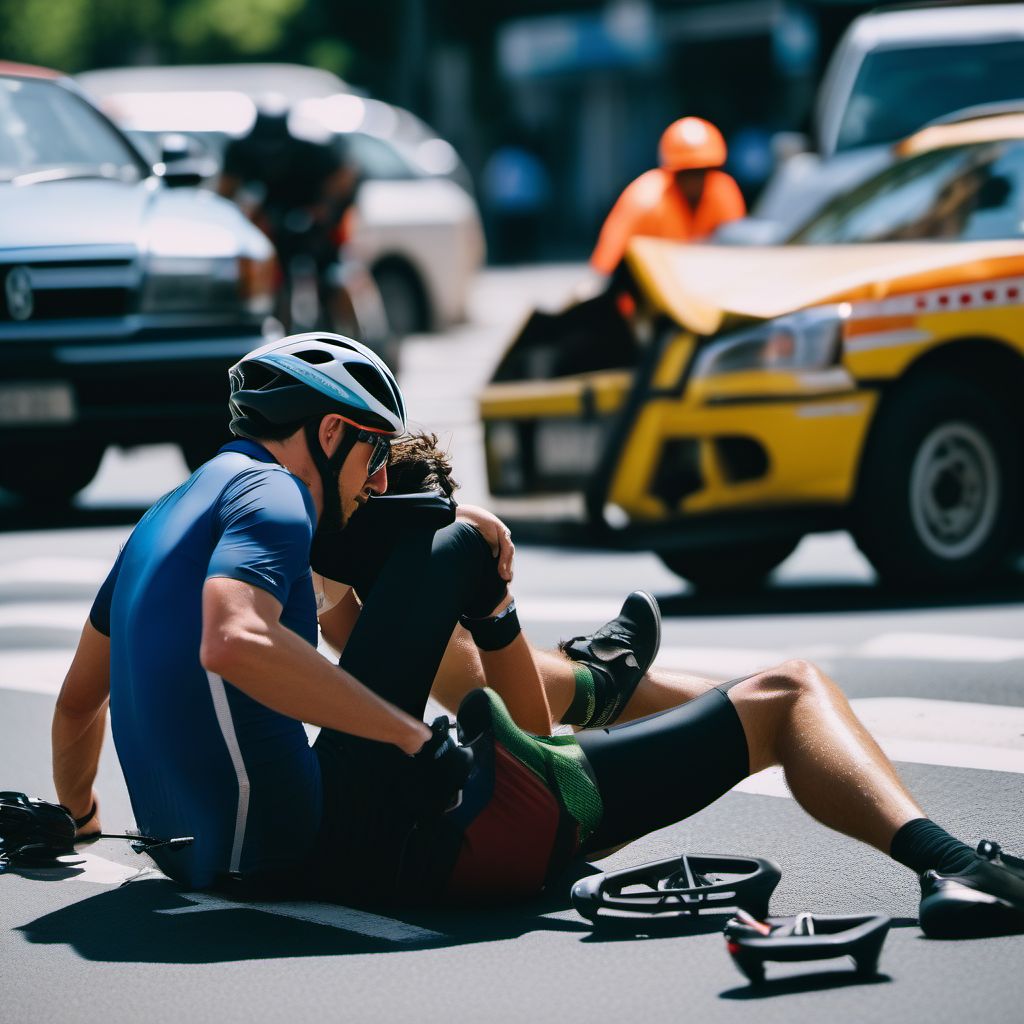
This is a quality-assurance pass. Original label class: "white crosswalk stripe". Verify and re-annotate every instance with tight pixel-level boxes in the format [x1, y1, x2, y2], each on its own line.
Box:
[3, 558, 1024, 784]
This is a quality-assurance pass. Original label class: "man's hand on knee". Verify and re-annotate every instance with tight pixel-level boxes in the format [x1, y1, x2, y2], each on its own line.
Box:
[456, 505, 515, 581]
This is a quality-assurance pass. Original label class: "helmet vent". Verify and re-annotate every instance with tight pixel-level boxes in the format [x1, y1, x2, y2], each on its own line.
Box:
[237, 362, 281, 392]
[295, 348, 335, 365]
[349, 362, 396, 409]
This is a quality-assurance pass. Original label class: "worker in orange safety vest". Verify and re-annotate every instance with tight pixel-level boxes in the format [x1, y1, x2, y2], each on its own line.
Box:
[590, 117, 746, 275]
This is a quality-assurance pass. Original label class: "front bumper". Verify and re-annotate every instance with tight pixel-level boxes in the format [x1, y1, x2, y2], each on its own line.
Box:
[481, 359, 878, 545]
[0, 319, 273, 446]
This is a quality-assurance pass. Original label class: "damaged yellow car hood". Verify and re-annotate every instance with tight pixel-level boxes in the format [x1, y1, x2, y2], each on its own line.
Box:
[627, 237, 1024, 336]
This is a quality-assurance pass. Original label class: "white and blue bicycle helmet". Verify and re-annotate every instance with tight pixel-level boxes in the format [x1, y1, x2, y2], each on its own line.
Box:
[228, 333, 407, 531]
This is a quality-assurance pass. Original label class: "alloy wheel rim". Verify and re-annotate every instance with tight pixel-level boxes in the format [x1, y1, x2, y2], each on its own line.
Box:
[909, 421, 999, 560]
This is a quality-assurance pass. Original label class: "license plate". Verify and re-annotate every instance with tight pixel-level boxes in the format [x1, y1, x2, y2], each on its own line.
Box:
[0, 382, 76, 425]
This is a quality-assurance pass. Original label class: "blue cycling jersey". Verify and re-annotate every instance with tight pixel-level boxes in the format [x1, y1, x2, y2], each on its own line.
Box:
[90, 439, 323, 889]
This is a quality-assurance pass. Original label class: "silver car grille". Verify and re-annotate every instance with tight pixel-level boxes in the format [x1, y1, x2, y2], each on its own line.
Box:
[1, 258, 137, 322]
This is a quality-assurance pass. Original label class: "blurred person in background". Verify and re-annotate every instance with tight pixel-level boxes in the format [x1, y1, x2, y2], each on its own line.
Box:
[217, 96, 362, 334]
[591, 116, 746, 276]
[481, 130, 552, 265]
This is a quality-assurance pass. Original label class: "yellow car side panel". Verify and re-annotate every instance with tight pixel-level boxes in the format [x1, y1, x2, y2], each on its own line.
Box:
[609, 392, 878, 521]
[480, 371, 632, 420]
[845, 307, 1024, 380]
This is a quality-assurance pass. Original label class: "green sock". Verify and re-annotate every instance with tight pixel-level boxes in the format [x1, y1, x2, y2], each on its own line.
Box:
[562, 664, 596, 727]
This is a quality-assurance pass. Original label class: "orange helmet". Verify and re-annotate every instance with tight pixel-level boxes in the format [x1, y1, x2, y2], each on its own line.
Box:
[658, 117, 726, 171]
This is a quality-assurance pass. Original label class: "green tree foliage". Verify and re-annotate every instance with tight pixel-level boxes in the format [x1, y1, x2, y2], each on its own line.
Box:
[0, 0, 308, 72]
[170, 0, 305, 57]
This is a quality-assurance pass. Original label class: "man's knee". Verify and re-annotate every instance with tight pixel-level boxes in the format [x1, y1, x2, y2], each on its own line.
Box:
[433, 521, 505, 616]
[774, 658, 831, 699]
[727, 660, 829, 744]
[433, 520, 492, 568]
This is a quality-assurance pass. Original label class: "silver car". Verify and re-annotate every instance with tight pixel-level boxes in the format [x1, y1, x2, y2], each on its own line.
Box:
[77, 64, 486, 338]
[0, 62, 276, 503]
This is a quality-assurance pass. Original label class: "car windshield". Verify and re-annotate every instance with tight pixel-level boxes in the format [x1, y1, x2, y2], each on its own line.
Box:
[343, 133, 417, 181]
[836, 40, 1024, 153]
[790, 139, 1024, 244]
[0, 76, 144, 184]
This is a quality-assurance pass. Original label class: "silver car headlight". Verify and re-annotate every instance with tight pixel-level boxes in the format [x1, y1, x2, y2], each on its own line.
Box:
[691, 305, 849, 379]
[140, 254, 240, 313]
[140, 253, 277, 315]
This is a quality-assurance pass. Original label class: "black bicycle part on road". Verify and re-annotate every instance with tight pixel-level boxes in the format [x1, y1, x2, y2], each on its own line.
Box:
[0, 792, 192, 868]
[571, 853, 781, 927]
[723, 909, 891, 985]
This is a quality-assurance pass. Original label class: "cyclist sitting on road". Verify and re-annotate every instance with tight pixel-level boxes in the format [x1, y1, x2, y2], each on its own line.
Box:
[51, 332, 1024, 934]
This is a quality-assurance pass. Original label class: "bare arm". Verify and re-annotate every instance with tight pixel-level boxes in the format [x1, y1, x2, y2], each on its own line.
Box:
[317, 585, 362, 654]
[52, 620, 110, 836]
[202, 577, 430, 754]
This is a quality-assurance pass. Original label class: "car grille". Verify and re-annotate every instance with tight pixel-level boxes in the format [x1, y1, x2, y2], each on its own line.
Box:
[1, 258, 137, 322]
[485, 417, 611, 495]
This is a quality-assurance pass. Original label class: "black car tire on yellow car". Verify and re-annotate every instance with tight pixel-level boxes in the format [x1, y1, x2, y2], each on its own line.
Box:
[0, 442, 106, 504]
[852, 374, 1019, 588]
[658, 538, 800, 592]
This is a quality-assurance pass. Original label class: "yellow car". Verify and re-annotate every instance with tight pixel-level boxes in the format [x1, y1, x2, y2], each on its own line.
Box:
[481, 111, 1024, 590]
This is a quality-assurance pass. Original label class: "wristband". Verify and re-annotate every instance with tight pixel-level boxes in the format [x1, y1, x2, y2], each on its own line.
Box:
[74, 802, 97, 829]
[460, 599, 521, 652]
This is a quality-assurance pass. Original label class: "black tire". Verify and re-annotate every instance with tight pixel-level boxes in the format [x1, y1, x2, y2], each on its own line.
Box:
[658, 538, 800, 592]
[852, 374, 1019, 588]
[181, 440, 218, 472]
[373, 263, 426, 339]
[0, 442, 104, 504]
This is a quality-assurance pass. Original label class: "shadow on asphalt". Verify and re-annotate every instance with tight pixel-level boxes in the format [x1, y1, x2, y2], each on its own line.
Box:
[16, 877, 595, 964]
[719, 970, 893, 998]
[578, 913, 733, 942]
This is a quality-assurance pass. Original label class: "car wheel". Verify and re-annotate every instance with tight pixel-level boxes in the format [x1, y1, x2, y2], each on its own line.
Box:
[658, 538, 799, 592]
[181, 440, 218, 472]
[373, 263, 426, 339]
[0, 442, 104, 504]
[853, 374, 1019, 588]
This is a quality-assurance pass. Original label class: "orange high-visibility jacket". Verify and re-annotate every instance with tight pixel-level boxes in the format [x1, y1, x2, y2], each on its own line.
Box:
[590, 168, 746, 274]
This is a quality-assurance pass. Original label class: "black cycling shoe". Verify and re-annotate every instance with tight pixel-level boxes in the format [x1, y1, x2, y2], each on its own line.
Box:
[919, 840, 1024, 938]
[559, 590, 661, 728]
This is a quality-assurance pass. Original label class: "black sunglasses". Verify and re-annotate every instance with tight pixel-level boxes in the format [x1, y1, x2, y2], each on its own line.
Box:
[355, 429, 391, 477]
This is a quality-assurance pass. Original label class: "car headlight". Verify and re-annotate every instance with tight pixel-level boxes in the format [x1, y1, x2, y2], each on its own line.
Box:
[141, 255, 238, 313]
[140, 254, 277, 315]
[238, 254, 278, 315]
[691, 305, 849, 379]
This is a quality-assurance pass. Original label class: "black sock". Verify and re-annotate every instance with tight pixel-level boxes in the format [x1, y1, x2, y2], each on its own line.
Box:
[890, 818, 977, 875]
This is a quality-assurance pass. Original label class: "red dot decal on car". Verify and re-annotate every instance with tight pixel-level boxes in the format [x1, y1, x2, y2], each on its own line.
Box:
[983, 290, 996, 301]
[1009, 287, 1020, 300]
[916, 296, 927, 309]
[938, 295, 950, 306]
[960, 293, 972, 305]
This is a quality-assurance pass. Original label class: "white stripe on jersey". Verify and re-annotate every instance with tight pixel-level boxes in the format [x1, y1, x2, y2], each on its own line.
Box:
[206, 670, 251, 875]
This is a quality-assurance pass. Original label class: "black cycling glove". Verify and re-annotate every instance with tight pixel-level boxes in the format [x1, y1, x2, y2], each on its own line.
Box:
[409, 716, 474, 819]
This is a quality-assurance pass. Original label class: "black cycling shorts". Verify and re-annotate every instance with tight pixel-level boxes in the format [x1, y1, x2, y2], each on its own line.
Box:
[577, 676, 750, 853]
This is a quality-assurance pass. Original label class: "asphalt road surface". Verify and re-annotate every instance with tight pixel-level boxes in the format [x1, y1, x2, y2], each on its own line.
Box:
[2, 267, 1023, 1023]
